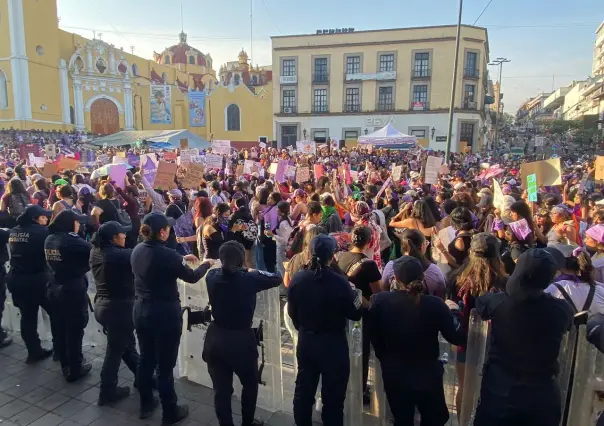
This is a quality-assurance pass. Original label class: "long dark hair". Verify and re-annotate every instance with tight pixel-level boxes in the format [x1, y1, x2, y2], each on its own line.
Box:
[411, 200, 437, 228]
[509, 200, 535, 246]
[400, 228, 432, 271]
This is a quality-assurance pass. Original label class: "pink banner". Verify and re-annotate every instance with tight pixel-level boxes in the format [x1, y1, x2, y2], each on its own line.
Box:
[275, 160, 288, 183]
[314, 164, 324, 180]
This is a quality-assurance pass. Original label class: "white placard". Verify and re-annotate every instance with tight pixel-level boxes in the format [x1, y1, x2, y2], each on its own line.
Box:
[180, 148, 199, 165]
[425, 156, 443, 185]
[212, 140, 231, 155]
[205, 153, 223, 169]
[296, 140, 316, 155]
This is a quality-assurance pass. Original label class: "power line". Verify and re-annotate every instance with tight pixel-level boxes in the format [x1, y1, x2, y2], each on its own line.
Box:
[89, 1, 133, 47]
[482, 22, 600, 28]
[259, 0, 282, 35]
[60, 25, 253, 42]
[472, 0, 494, 25]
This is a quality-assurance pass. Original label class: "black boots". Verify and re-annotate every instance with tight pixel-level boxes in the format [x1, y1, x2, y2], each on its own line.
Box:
[139, 397, 159, 420]
[0, 336, 12, 348]
[161, 404, 189, 425]
[26, 348, 53, 364]
[98, 386, 130, 406]
[65, 362, 92, 382]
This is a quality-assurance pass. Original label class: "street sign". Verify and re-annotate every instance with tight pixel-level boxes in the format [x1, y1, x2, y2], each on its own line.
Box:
[527, 173, 538, 202]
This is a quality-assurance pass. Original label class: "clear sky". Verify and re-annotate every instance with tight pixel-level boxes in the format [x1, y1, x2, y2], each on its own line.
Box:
[56, 0, 603, 113]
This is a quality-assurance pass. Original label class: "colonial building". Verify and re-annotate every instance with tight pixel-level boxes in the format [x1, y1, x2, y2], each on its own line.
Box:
[271, 25, 492, 152]
[0, 0, 272, 147]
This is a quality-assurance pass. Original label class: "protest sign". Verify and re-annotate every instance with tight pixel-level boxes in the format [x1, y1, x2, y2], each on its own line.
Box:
[180, 138, 189, 149]
[189, 155, 203, 164]
[205, 153, 223, 169]
[109, 164, 128, 189]
[425, 156, 443, 185]
[112, 155, 128, 165]
[375, 178, 392, 200]
[57, 157, 79, 171]
[392, 165, 403, 182]
[527, 174, 538, 202]
[243, 160, 256, 174]
[493, 179, 505, 210]
[296, 167, 310, 183]
[45, 144, 57, 159]
[43, 163, 58, 178]
[509, 218, 532, 240]
[28, 153, 35, 166]
[314, 164, 324, 179]
[116, 151, 127, 158]
[520, 158, 561, 187]
[268, 162, 279, 176]
[20, 143, 40, 160]
[127, 153, 139, 167]
[259, 142, 266, 149]
[296, 140, 316, 155]
[154, 161, 177, 190]
[182, 163, 205, 189]
[275, 160, 288, 183]
[349, 170, 359, 183]
[285, 165, 297, 179]
[33, 157, 45, 168]
[212, 140, 231, 155]
[596, 156, 604, 180]
[180, 148, 199, 165]
[141, 155, 158, 186]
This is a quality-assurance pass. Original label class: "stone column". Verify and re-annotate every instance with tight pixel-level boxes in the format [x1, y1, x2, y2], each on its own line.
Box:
[59, 59, 71, 124]
[123, 77, 134, 130]
[109, 49, 116, 75]
[86, 47, 94, 75]
[73, 79, 85, 130]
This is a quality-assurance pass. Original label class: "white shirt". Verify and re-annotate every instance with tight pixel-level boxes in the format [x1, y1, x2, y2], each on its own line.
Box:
[544, 279, 604, 315]
[592, 254, 604, 284]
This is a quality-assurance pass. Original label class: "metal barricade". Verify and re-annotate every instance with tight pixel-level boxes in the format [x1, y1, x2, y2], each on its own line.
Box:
[459, 309, 489, 426]
[178, 262, 284, 412]
[567, 325, 604, 426]
[2, 291, 53, 344]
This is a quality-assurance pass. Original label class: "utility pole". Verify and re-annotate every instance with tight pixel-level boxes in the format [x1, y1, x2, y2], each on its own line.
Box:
[250, 0, 253, 65]
[489, 57, 511, 150]
[444, 0, 463, 163]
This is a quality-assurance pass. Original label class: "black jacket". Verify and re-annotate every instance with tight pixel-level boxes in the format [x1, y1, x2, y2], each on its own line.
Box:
[131, 239, 211, 302]
[8, 223, 48, 275]
[44, 232, 91, 291]
[90, 243, 134, 300]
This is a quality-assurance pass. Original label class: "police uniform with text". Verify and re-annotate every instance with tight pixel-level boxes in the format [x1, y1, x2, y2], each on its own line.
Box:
[0, 227, 11, 349]
[131, 212, 213, 424]
[45, 210, 93, 381]
[202, 241, 282, 426]
[287, 235, 363, 426]
[7, 205, 55, 362]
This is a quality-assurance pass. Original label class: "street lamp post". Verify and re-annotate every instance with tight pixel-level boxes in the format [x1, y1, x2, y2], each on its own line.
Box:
[489, 57, 511, 149]
[444, 0, 463, 163]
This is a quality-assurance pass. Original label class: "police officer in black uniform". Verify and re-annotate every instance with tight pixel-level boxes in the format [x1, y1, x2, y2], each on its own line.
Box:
[203, 241, 282, 426]
[90, 221, 139, 406]
[132, 212, 214, 424]
[7, 205, 55, 362]
[0, 226, 11, 349]
[45, 209, 92, 382]
[287, 234, 363, 426]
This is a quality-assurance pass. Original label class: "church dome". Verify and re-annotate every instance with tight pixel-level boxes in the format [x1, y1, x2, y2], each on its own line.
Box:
[155, 32, 208, 67]
[238, 48, 249, 65]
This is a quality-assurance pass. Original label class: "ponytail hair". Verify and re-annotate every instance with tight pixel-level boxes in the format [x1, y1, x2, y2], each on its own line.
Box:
[307, 255, 325, 279]
[400, 228, 431, 270]
[567, 249, 596, 286]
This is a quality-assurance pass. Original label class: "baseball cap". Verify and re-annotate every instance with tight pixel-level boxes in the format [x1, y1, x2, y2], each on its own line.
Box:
[392, 256, 424, 285]
[508, 248, 560, 295]
[309, 234, 338, 262]
[20, 204, 52, 221]
[545, 244, 576, 259]
[168, 188, 182, 198]
[5, 168, 14, 175]
[586, 225, 604, 244]
[54, 178, 69, 186]
[142, 212, 176, 233]
[470, 233, 500, 258]
[98, 220, 132, 240]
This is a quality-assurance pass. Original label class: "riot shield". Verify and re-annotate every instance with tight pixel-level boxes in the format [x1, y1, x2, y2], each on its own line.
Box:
[344, 320, 363, 426]
[2, 291, 53, 344]
[178, 262, 284, 412]
[556, 326, 577, 424]
[439, 334, 458, 425]
[459, 309, 489, 426]
[567, 325, 604, 426]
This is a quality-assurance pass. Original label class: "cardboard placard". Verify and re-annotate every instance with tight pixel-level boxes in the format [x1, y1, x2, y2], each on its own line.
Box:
[163, 151, 177, 161]
[45, 144, 57, 159]
[57, 157, 79, 171]
[527, 174, 538, 202]
[212, 140, 231, 155]
[268, 163, 279, 176]
[596, 156, 604, 181]
[520, 158, 562, 187]
[43, 163, 59, 178]
[154, 161, 177, 190]
[425, 156, 443, 185]
[275, 160, 288, 183]
[314, 164, 324, 180]
[182, 163, 205, 189]
[296, 167, 310, 183]
[392, 165, 403, 182]
[180, 148, 199, 165]
[493, 179, 505, 211]
[180, 138, 189, 149]
[243, 160, 256, 174]
[205, 153, 223, 169]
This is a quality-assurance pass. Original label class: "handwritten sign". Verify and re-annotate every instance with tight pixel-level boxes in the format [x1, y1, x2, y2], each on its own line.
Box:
[314, 164, 324, 179]
[424, 156, 443, 185]
[493, 179, 505, 210]
[520, 158, 562, 187]
[45, 144, 57, 159]
[596, 156, 604, 181]
[375, 178, 392, 200]
[296, 140, 316, 155]
[243, 160, 256, 174]
[212, 140, 231, 155]
[163, 151, 177, 162]
[180, 148, 199, 165]
[296, 167, 310, 183]
[141, 155, 158, 186]
[392, 165, 403, 182]
[268, 163, 279, 176]
[205, 153, 223, 169]
[285, 165, 297, 179]
[275, 160, 288, 183]
[182, 163, 205, 189]
[57, 157, 79, 171]
[154, 161, 177, 190]
[527, 174, 538, 202]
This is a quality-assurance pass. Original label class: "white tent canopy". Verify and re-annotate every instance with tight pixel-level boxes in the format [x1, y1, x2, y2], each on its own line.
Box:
[90, 129, 210, 149]
[358, 124, 418, 148]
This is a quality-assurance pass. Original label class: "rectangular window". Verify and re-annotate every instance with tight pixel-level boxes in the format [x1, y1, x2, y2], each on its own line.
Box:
[460, 123, 475, 143]
[410, 129, 426, 138]
[464, 84, 476, 106]
[412, 85, 428, 103]
[413, 52, 430, 77]
[345, 88, 360, 112]
[313, 57, 329, 83]
[282, 89, 296, 108]
[379, 54, 395, 72]
[282, 59, 296, 76]
[466, 52, 477, 71]
[344, 130, 359, 139]
[313, 88, 328, 112]
[346, 56, 361, 74]
[378, 87, 393, 110]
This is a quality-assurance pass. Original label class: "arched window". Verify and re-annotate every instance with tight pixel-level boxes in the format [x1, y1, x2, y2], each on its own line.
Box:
[189, 56, 195, 65]
[251, 75, 258, 85]
[226, 104, 240, 131]
[0, 69, 8, 109]
[132, 63, 139, 76]
[165, 56, 170, 64]
[234, 74, 240, 85]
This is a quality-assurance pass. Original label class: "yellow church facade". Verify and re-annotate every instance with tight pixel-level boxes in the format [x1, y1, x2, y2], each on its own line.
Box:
[0, 0, 272, 148]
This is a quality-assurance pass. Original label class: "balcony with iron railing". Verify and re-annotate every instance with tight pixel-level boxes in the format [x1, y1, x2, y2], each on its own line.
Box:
[412, 67, 431, 79]
[464, 68, 480, 79]
[463, 100, 478, 109]
[344, 104, 361, 113]
[376, 102, 394, 112]
[311, 104, 329, 113]
[312, 73, 329, 84]
[280, 106, 298, 114]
